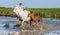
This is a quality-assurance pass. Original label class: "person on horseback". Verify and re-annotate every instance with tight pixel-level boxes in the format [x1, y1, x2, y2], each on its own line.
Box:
[19, 3, 24, 11]
[13, 3, 32, 26]
[13, 3, 24, 24]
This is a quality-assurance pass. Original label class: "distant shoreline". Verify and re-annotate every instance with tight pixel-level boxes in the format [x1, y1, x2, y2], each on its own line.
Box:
[0, 14, 16, 17]
[0, 8, 60, 19]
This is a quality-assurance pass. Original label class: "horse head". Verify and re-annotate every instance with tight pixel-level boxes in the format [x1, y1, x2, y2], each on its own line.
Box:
[29, 11, 42, 23]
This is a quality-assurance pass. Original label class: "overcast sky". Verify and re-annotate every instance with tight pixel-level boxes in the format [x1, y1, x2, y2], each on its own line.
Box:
[0, 0, 60, 8]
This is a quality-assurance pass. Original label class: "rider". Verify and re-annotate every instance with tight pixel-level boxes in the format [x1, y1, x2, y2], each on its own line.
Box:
[13, 3, 24, 22]
[13, 3, 31, 25]
[19, 3, 24, 11]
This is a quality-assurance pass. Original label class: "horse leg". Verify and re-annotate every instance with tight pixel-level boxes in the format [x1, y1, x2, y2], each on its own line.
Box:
[30, 20, 31, 26]
[16, 15, 22, 24]
[30, 17, 32, 26]
[22, 20, 24, 26]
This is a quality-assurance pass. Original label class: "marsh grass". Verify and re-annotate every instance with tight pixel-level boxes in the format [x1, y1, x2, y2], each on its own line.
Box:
[4, 22, 10, 28]
[0, 8, 60, 19]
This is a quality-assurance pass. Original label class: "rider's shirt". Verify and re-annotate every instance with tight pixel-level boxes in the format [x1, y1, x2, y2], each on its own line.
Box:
[13, 5, 23, 16]
[19, 5, 23, 11]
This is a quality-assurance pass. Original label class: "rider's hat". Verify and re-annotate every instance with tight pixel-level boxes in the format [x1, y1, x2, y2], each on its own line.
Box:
[19, 3, 22, 5]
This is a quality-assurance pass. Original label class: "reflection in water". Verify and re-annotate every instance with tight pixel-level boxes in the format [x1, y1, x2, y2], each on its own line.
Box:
[0, 16, 20, 34]
[0, 16, 60, 35]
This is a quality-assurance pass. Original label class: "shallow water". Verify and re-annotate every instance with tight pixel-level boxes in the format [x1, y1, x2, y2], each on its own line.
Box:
[0, 16, 20, 34]
[0, 16, 60, 35]
[42, 18, 60, 35]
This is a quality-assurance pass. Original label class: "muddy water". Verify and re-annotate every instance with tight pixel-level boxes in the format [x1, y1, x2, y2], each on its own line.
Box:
[0, 16, 60, 35]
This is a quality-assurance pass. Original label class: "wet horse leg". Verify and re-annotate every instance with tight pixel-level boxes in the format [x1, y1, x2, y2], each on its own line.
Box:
[29, 17, 33, 26]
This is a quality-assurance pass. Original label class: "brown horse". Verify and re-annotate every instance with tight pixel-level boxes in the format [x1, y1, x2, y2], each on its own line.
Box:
[29, 11, 42, 23]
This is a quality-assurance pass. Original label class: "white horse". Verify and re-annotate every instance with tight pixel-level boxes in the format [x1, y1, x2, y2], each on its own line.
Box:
[13, 5, 31, 25]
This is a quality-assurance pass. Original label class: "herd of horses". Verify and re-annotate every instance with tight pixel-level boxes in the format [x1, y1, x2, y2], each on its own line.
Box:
[13, 6, 42, 26]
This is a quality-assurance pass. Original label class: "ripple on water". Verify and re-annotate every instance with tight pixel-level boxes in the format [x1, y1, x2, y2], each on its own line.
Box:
[0, 16, 60, 35]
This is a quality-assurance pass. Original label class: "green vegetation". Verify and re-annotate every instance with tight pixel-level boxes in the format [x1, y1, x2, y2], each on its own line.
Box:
[0, 8, 60, 19]
[25, 8, 60, 19]
[4, 22, 10, 28]
[0, 8, 15, 17]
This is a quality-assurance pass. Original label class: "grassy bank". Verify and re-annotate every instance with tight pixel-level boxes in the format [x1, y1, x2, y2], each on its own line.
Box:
[25, 8, 60, 19]
[0, 8, 16, 17]
[0, 8, 60, 19]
